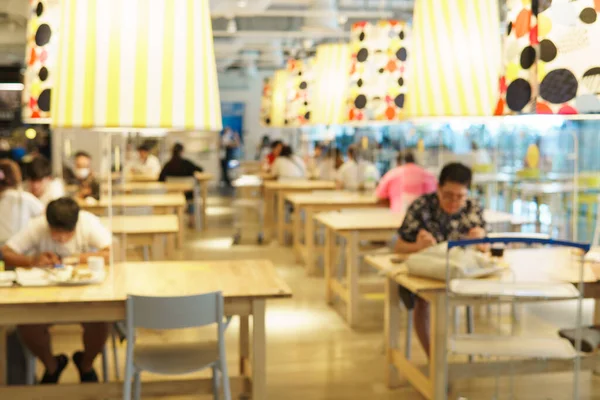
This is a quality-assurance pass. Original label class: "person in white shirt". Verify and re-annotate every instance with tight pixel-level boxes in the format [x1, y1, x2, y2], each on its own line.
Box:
[271, 145, 307, 180]
[129, 144, 161, 177]
[2, 197, 112, 384]
[27, 156, 65, 206]
[336, 145, 380, 190]
[0, 160, 44, 244]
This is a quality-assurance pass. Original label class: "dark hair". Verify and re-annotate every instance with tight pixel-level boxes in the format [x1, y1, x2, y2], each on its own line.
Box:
[271, 140, 283, 150]
[27, 156, 52, 181]
[347, 145, 358, 160]
[172, 143, 184, 159]
[74, 151, 91, 160]
[439, 163, 472, 188]
[280, 145, 293, 157]
[397, 151, 415, 165]
[137, 144, 151, 152]
[46, 197, 80, 232]
[0, 159, 22, 191]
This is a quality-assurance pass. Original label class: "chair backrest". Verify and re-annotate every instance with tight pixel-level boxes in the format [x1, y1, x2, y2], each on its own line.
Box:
[126, 292, 224, 331]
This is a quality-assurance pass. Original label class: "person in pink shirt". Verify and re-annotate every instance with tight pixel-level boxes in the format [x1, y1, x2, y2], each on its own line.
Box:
[375, 152, 437, 213]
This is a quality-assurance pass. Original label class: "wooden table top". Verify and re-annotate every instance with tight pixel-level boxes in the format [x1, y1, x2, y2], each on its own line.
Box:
[233, 175, 264, 188]
[366, 248, 600, 295]
[483, 210, 536, 225]
[315, 210, 405, 231]
[263, 180, 336, 191]
[285, 191, 378, 206]
[100, 215, 179, 234]
[79, 193, 186, 208]
[0, 260, 292, 306]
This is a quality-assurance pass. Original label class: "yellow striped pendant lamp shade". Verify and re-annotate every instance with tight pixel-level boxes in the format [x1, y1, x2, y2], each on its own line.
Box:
[269, 69, 289, 128]
[51, 0, 222, 131]
[312, 44, 351, 125]
[407, 0, 502, 117]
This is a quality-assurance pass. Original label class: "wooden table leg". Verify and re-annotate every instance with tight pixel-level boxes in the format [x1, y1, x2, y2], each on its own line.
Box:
[177, 206, 184, 249]
[0, 326, 6, 385]
[324, 227, 335, 305]
[385, 278, 401, 388]
[346, 231, 359, 327]
[200, 181, 208, 231]
[166, 233, 176, 259]
[305, 207, 317, 276]
[252, 299, 267, 400]
[429, 293, 448, 400]
[277, 192, 286, 245]
[264, 188, 274, 242]
[293, 205, 303, 262]
[239, 316, 251, 394]
[594, 299, 600, 375]
[152, 234, 166, 260]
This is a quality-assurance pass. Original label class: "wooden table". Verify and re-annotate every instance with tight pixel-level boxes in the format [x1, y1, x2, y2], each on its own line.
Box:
[79, 194, 186, 248]
[262, 180, 336, 244]
[100, 215, 178, 260]
[369, 248, 600, 400]
[316, 210, 406, 326]
[285, 192, 381, 275]
[0, 260, 292, 399]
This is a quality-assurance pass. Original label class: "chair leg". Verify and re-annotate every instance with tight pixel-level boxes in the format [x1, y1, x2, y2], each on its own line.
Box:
[212, 365, 220, 400]
[405, 308, 413, 360]
[220, 360, 232, 400]
[24, 347, 36, 385]
[142, 246, 150, 261]
[123, 356, 133, 400]
[101, 345, 109, 383]
[133, 370, 142, 400]
[111, 331, 120, 380]
[466, 306, 474, 363]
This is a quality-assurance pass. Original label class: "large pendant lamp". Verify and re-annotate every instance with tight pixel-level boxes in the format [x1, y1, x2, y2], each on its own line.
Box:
[23, 0, 60, 123]
[269, 69, 289, 128]
[260, 76, 273, 126]
[406, 0, 502, 117]
[312, 44, 351, 125]
[347, 20, 410, 122]
[51, 0, 222, 131]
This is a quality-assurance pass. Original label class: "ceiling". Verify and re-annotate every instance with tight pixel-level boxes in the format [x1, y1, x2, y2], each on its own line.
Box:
[0, 0, 416, 71]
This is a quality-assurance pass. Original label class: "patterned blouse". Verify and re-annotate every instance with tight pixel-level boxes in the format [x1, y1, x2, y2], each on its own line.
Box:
[398, 193, 486, 243]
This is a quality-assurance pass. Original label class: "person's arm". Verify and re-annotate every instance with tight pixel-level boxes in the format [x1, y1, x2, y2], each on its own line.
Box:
[375, 172, 392, 201]
[82, 213, 113, 264]
[1, 245, 59, 267]
[394, 201, 436, 254]
[158, 165, 168, 182]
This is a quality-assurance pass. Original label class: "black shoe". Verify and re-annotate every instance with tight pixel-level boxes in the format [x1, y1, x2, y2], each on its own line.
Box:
[40, 354, 68, 384]
[72, 351, 99, 383]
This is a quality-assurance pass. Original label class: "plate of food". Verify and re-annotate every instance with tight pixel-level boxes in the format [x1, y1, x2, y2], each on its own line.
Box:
[0, 271, 16, 287]
[47, 266, 105, 286]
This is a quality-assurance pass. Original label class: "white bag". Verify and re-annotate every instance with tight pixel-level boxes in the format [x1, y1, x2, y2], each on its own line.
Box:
[405, 242, 502, 281]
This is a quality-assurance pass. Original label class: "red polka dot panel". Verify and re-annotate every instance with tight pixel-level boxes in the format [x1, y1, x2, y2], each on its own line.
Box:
[348, 20, 410, 121]
[23, 0, 59, 123]
[260, 77, 273, 127]
[537, 0, 600, 114]
[284, 58, 314, 127]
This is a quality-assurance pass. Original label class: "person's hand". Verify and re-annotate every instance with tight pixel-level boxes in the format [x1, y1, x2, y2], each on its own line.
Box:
[34, 252, 60, 266]
[467, 227, 489, 252]
[468, 227, 486, 239]
[416, 229, 437, 250]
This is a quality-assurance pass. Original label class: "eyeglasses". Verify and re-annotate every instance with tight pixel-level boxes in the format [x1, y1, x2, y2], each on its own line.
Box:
[439, 190, 467, 202]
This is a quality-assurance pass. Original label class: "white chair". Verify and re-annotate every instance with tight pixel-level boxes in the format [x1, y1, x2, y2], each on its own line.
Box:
[123, 292, 231, 400]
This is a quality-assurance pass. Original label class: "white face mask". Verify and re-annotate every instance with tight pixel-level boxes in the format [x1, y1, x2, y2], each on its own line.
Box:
[75, 168, 90, 179]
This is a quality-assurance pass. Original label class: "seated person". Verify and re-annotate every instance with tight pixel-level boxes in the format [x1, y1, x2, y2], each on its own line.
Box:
[128, 144, 161, 177]
[270, 145, 307, 179]
[0, 159, 44, 244]
[263, 140, 283, 171]
[159, 143, 203, 182]
[26, 156, 66, 206]
[69, 151, 100, 201]
[336, 145, 380, 190]
[395, 163, 486, 357]
[2, 197, 112, 384]
[376, 151, 437, 213]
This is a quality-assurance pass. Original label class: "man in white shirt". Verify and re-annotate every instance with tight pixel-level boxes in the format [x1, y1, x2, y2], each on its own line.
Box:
[336, 145, 380, 190]
[129, 144, 161, 177]
[2, 197, 112, 384]
[27, 156, 65, 206]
